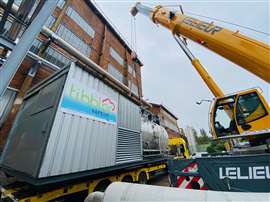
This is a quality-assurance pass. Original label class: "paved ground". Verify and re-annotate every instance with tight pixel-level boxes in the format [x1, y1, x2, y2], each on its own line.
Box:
[148, 173, 170, 187]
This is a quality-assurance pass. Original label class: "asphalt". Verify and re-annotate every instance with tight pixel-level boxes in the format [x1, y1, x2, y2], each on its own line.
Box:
[148, 173, 170, 187]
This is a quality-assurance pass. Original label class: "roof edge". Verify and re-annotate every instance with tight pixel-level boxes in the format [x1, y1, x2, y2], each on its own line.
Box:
[85, 0, 143, 66]
[150, 103, 178, 120]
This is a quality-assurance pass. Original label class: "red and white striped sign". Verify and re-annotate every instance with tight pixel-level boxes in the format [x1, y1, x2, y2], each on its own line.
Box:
[176, 162, 208, 190]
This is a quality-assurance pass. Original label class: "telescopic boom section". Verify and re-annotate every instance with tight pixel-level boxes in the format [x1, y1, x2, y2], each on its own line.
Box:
[131, 3, 270, 84]
[131, 2, 224, 98]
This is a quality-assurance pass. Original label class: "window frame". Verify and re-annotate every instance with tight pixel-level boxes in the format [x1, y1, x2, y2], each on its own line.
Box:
[30, 38, 70, 68]
[236, 92, 268, 124]
[128, 64, 136, 78]
[56, 23, 91, 56]
[108, 63, 124, 83]
[128, 80, 139, 95]
[110, 47, 124, 66]
[66, 6, 95, 38]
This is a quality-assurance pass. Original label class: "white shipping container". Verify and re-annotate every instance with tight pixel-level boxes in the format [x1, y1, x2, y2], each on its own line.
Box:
[1, 63, 142, 179]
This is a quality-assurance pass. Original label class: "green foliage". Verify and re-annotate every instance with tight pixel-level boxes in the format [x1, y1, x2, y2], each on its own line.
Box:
[206, 140, 226, 154]
[195, 128, 210, 144]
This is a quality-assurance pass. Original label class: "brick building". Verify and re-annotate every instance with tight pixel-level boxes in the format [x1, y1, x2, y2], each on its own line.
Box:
[149, 103, 181, 139]
[0, 0, 143, 149]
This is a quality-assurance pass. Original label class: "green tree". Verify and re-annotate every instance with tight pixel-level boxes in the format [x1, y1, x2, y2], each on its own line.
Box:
[206, 140, 225, 154]
[199, 128, 210, 144]
[195, 128, 210, 145]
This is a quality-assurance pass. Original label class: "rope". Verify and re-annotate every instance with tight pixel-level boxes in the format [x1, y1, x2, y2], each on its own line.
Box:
[134, 16, 137, 52]
[91, 0, 136, 51]
[130, 15, 133, 50]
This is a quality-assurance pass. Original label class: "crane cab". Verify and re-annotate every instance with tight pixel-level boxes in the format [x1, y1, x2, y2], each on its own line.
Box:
[210, 88, 270, 146]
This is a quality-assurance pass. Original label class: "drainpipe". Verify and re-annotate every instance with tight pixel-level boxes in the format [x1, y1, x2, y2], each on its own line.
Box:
[42, 27, 130, 95]
[0, 0, 151, 105]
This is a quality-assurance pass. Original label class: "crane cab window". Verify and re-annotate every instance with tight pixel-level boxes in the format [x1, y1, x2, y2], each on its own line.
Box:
[236, 92, 267, 124]
[214, 97, 238, 137]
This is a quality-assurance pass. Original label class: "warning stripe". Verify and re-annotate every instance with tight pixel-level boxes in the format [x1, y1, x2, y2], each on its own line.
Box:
[201, 186, 208, 190]
[176, 162, 208, 190]
[183, 162, 197, 172]
[180, 176, 194, 188]
[176, 176, 186, 187]
[185, 176, 200, 189]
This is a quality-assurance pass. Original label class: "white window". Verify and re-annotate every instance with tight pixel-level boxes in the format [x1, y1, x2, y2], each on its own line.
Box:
[110, 47, 124, 65]
[128, 65, 136, 77]
[57, 0, 65, 9]
[45, 15, 55, 28]
[66, 6, 95, 38]
[128, 81, 139, 96]
[30, 39, 70, 68]
[13, 0, 22, 6]
[56, 24, 91, 56]
[108, 64, 123, 83]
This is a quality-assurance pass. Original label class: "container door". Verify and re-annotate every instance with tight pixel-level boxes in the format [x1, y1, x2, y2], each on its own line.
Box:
[1, 75, 66, 178]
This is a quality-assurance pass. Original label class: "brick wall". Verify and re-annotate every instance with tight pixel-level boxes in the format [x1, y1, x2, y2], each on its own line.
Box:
[8, 0, 143, 94]
[0, 0, 144, 150]
[150, 104, 180, 138]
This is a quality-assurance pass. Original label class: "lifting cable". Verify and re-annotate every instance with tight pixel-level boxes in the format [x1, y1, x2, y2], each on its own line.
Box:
[130, 15, 138, 92]
[130, 15, 137, 53]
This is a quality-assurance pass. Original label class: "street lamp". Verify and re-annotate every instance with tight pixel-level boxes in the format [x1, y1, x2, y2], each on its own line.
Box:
[196, 99, 212, 105]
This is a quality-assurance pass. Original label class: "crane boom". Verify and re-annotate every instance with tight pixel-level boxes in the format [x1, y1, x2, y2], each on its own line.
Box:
[131, 2, 270, 147]
[131, 3, 270, 84]
[173, 36, 224, 98]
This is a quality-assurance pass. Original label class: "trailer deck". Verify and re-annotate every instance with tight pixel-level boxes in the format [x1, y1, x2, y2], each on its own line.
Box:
[1, 157, 167, 202]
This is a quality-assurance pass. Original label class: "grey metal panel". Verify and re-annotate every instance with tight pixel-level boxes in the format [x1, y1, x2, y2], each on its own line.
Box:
[0, 0, 58, 96]
[0, 88, 16, 126]
[39, 64, 118, 177]
[1, 75, 66, 177]
[116, 127, 142, 164]
[118, 95, 141, 132]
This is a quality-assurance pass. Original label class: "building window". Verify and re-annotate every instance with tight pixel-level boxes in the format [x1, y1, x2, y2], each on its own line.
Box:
[128, 64, 136, 77]
[128, 80, 139, 95]
[57, 0, 65, 9]
[56, 24, 91, 56]
[45, 15, 56, 28]
[30, 39, 70, 68]
[108, 64, 123, 83]
[110, 47, 124, 65]
[0, 15, 12, 36]
[13, 0, 22, 6]
[66, 6, 95, 38]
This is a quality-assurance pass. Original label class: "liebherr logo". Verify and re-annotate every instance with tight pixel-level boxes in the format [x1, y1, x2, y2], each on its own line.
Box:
[219, 166, 270, 180]
[183, 17, 222, 35]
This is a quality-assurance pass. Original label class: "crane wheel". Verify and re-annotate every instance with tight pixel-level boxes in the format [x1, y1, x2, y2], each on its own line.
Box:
[121, 175, 133, 182]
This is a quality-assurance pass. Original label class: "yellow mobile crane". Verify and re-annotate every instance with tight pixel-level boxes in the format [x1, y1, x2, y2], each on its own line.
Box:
[131, 3, 270, 146]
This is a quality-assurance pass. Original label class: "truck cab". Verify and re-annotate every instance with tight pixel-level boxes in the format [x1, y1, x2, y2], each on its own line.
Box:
[211, 88, 270, 145]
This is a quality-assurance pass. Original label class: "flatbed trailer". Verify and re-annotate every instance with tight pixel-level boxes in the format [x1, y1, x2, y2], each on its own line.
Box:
[1, 157, 167, 202]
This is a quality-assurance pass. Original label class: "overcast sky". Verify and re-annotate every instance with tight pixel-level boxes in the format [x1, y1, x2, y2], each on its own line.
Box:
[94, 0, 269, 134]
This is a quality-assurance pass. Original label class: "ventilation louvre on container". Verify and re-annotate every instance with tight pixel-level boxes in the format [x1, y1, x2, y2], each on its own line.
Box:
[116, 127, 142, 164]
